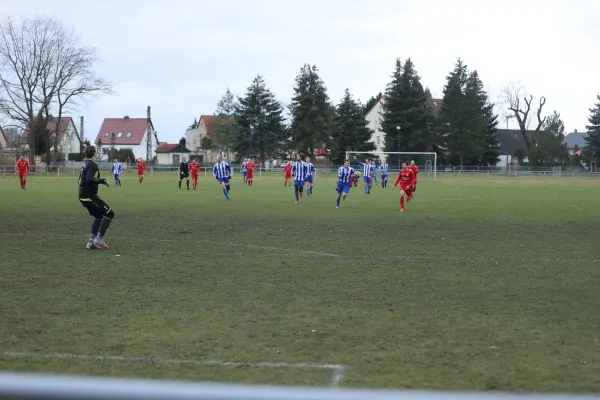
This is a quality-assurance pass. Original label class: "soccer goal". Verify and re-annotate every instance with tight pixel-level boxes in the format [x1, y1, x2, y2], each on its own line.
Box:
[345, 151, 437, 182]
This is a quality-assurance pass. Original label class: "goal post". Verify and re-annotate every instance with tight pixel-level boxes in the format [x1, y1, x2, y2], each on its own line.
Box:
[345, 151, 437, 182]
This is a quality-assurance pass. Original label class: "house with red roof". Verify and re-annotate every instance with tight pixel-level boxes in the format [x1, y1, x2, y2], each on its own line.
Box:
[93, 113, 158, 162]
[21, 116, 81, 158]
[156, 143, 191, 165]
[185, 115, 235, 164]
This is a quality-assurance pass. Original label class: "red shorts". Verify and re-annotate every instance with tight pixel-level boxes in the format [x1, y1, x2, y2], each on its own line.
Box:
[401, 186, 413, 196]
[247, 173, 254, 179]
[138, 171, 144, 176]
[191, 174, 199, 180]
[285, 173, 292, 179]
[18, 172, 26, 178]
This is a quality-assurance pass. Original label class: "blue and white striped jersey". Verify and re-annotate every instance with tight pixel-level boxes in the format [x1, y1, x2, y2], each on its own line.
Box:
[213, 161, 232, 179]
[354, 159, 373, 177]
[241, 161, 247, 172]
[380, 163, 389, 175]
[111, 162, 122, 175]
[306, 162, 316, 176]
[338, 166, 356, 183]
[292, 161, 308, 181]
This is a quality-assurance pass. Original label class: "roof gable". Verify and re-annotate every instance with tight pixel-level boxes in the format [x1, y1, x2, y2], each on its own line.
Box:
[199, 115, 227, 142]
[564, 131, 588, 148]
[94, 117, 151, 145]
[22, 116, 79, 144]
[0, 126, 6, 147]
[495, 129, 528, 155]
[156, 143, 191, 153]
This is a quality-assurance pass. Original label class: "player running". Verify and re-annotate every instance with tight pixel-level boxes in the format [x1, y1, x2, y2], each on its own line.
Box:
[16, 156, 29, 190]
[408, 160, 419, 194]
[291, 154, 308, 203]
[111, 159, 122, 187]
[241, 158, 248, 184]
[283, 161, 292, 187]
[305, 156, 316, 196]
[245, 158, 256, 186]
[392, 161, 416, 212]
[179, 156, 190, 190]
[336, 159, 356, 209]
[372, 162, 378, 185]
[353, 156, 374, 194]
[213, 156, 232, 200]
[190, 159, 201, 190]
[136, 158, 146, 183]
[380, 159, 389, 188]
[79, 146, 114, 249]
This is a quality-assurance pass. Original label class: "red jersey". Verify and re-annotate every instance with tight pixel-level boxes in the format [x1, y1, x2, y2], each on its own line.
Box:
[190, 162, 201, 175]
[16, 159, 29, 174]
[284, 163, 292, 176]
[394, 169, 415, 189]
[245, 162, 256, 176]
[408, 165, 419, 181]
[137, 160, 146, 173]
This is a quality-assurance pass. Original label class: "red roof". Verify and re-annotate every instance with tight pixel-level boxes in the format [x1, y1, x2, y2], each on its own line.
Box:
[156, 143, 190, 153]
[199, 115, 227, 142]
[22, 116, 78, 144]
[94, 117, 151, 145]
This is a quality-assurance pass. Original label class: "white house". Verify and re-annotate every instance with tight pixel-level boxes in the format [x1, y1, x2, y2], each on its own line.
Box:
[186, 115, 235, 164]
[156, 143, 191, 165]
[364, 95, 442, 153]
[21, 116, 81, 158]
[94, 114, 159, 162]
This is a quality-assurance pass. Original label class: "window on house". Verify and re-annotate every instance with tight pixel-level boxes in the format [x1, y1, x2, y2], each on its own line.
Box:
[117, 132, 122, 138]
[105, 132, 109, 136]
[126, 132, 132, 138]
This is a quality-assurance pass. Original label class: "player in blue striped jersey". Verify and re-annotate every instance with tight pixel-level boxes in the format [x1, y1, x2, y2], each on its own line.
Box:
[241, 158, 248, 184]
[111, 159, 122, 187]
[380, 159, 389, 188]
[336, 160, 355, 208]
[291, 153, 308, 203]
[352, 156, 374, 194]
[212, 156, 233, 200]
[305, 156, 316, 196]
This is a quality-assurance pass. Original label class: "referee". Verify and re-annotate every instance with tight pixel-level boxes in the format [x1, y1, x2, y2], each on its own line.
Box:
[179, 156, 190, 190]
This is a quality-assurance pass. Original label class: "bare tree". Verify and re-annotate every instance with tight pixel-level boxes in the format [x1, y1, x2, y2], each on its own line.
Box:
[0, 15, 112, 165]
[500, 82, 546, 149]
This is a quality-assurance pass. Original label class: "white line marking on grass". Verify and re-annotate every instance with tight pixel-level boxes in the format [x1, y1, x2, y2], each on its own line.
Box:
[0, 352, 346, 387]
[1, 232, 598, 263]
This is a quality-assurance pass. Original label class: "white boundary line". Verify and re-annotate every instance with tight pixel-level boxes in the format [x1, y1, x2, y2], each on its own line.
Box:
[1, 232, 598, 263]
[0, 351, 346, 387]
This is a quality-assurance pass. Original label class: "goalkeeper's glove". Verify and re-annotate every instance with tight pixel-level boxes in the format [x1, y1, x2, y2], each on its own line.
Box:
[99, 178, 110, 187]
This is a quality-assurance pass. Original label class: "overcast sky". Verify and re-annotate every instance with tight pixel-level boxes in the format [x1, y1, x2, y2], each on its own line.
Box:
[4, 0, 599, 143]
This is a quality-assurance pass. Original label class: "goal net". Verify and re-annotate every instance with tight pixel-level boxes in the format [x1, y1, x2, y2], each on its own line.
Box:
[344, 151, 437, 182]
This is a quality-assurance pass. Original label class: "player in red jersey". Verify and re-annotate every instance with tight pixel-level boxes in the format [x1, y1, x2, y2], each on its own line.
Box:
[189, 159, 201, 190]
[16, 156, 30, 190]
[408, 160, 419, 194]
[136, 158, 146, 183]
[245, 159, 256, 186]
[283, 162, 292, 187]
[392, 161, 416, 212]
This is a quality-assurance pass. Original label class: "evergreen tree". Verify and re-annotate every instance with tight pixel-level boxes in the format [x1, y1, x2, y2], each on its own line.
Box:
[584, 94, 600, 165]
[233, 75, 286, 162]
[289, 64, 333, 155]
[542, 110, 565, 139]
[464, 70, 500, 166]
[380, 58, 430, 166]
[188, 117, 198, 130]
[212, 88, 237, 154]
[330, 89, 375, 164]
[362, 92, 382, 114]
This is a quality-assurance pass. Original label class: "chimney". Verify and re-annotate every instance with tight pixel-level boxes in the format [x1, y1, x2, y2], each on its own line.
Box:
[574, 129, 577, 133]
[124, 115, 129, 119]
[80, 116, 84, 142]
[147, 106, 151, 120]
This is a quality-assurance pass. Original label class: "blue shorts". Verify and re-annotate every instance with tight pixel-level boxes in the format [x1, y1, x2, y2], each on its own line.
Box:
[242, 170, 247, 176]
[336, 181, 351, 194]
[363, 176, 372, 184]
[381, 173, 388, 179]
[218, 177, 230, 184]
[306, 175, 313, 184]
[113, 174, 120, 179]
[294, 179, 304, 187]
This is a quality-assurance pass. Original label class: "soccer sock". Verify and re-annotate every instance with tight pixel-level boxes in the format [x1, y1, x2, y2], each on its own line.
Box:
[91, 218, 102, 237]
[186, 179, 190, 189]
[400, 196, 405, 209]
[178, 180, 181, 189]
[98, 216, 112, 237]
[336, 196, 341, 207]
[295, 187, 299, 201]
[223, 188, 229, 199]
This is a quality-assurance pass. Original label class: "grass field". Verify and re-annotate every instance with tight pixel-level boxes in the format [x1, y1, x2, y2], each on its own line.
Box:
[1, 172, 600, 392]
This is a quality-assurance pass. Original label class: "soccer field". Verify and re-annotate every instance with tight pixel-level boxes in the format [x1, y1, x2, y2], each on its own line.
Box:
[1, 173, 599, 392]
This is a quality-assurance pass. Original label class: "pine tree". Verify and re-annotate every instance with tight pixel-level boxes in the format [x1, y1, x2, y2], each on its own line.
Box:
[289, 64, 333, 155]
[464, 70, 500, 166]
[584, 94, 600, 165]
[362, 92, 382, 114]
[542, 111, 565, 140]
[330, 89, 375, 164]
[188, 117, 198, 130]
[233, 75, 286, 162]
[380, 58, 430, 166]
[212, 88, 237, 154]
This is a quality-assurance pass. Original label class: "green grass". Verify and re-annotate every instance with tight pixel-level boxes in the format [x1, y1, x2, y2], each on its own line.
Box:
[1, 172, 600, 392]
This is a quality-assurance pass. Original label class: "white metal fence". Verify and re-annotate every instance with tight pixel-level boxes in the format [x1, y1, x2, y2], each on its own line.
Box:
[1, 372, 598, 400]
